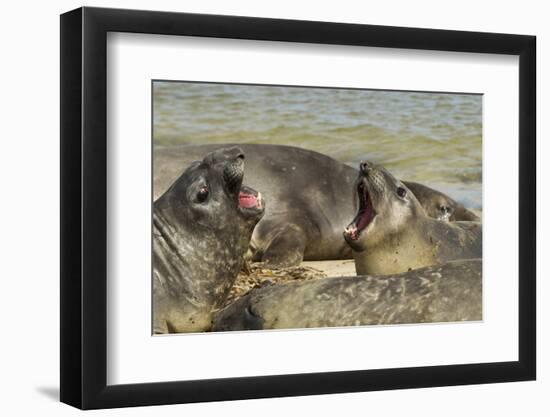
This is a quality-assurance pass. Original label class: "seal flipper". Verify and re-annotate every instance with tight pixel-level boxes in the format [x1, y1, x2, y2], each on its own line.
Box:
[261, 224, 307, 268]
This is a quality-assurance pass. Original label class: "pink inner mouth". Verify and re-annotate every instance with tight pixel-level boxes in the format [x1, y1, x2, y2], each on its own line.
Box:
[239, 191, 262, 209]
[356, 199, 374, 230]
[345, 182, 375, 240]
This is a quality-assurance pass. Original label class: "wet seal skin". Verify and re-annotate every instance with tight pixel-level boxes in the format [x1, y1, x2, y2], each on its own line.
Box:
[212, 259, 482, 331]
[344, 161, 482, 275]
[154, 144, 477, 268]
[153, 147, 264, 334]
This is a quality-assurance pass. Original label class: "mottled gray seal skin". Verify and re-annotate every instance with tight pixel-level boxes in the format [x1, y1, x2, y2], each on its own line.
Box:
[405, 181, 480, 222]
[155, 144, 477, 268]
[212, 259, 482, 331]
[344, 161, 482, 275]
[153, 147, 264, 334]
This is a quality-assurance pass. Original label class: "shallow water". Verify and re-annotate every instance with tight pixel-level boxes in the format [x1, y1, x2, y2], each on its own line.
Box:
[153, 81, 482, 209]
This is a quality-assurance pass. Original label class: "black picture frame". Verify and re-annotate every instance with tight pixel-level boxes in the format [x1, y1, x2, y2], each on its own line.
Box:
[60, 6, 536, 410]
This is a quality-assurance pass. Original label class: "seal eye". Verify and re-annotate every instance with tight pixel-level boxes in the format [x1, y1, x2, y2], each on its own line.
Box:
[196, 186, 209, 203]
[397, 187, 407, 198]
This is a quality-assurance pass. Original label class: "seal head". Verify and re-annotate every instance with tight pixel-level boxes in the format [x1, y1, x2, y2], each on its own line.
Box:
[343, 160, 424, 252]
[157, 146, 264, 227]
[405, 181, 480, 222]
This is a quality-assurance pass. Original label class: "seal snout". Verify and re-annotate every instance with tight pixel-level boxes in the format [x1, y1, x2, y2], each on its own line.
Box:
[360, 160, 374, 174]
[224, 146, 245, 161]
[221, 148, 246, 194]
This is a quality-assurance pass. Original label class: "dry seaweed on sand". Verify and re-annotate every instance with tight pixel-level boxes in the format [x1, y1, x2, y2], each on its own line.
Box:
[224, 263, 327, 307]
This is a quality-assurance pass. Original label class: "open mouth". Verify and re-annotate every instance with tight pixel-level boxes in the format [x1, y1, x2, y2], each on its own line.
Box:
[238, 185, 264, 212]
[344, 180, 376, 240]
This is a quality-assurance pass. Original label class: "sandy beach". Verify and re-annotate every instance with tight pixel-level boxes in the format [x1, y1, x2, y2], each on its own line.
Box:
[302, 259, 356, 277]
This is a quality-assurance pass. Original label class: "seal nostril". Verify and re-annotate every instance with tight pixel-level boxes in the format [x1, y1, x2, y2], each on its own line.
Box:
[360, 161, 371, 174]
[231, 146, 245, 160]
[225, 146, 245, 161]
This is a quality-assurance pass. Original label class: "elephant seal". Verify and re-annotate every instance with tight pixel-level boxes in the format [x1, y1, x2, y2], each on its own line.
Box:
[153, 146, 264, 334]
[212, 259, 482, 331]
[343, 161, 482, 275]
[155, 144, 478, 268]
[404, 181, 480, 222]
